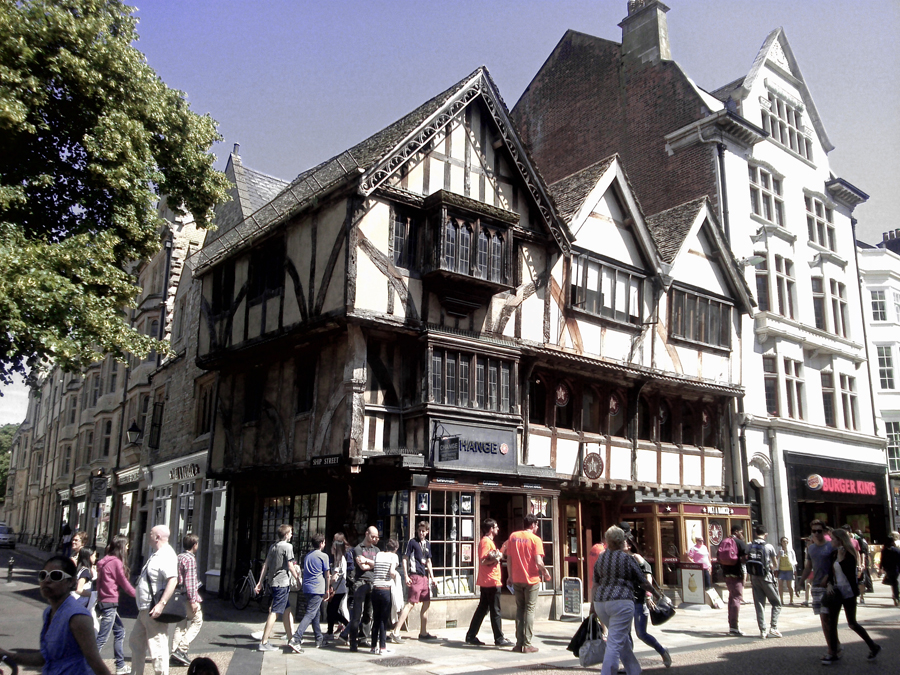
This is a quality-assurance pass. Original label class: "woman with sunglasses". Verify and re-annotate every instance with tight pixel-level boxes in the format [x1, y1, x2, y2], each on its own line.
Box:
[0, 555, 112, 674]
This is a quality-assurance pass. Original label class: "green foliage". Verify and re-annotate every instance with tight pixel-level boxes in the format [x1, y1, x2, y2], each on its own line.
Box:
[0, 0, 230, 383]
[0, 423, 16, 502]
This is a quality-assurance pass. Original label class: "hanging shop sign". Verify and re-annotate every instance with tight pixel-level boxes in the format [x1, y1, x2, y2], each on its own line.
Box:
[438, 436, 460, 462]
[90, 476, 109, 504]
[555, 383, 570, 407]
[582, 453, 604, 480]
[432, 421, 516, 471]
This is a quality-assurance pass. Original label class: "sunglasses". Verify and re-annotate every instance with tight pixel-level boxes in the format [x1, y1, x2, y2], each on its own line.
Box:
[38, 569, 73, 582]
[811, 529, 824, 534]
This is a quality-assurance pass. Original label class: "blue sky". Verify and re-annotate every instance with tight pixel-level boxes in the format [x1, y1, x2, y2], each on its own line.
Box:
[0, 0, 897, 422]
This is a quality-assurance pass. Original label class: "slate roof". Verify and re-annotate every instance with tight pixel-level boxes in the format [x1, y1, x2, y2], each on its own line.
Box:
[644, 197, 707, 264]
[709, 76, 746, 103]
[548, 156, 617, 224]
[194, 70, 482, 273]
[195, 67, 569, 274]
[206, 153, 289, 245]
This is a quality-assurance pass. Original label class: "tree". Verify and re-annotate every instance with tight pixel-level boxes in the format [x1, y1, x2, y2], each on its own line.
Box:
[0, 0, 230, 385]
[0, 423, 16, 503]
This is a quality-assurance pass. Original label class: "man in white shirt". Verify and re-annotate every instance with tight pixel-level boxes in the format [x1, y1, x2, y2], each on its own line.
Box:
[130, 524, 179, 675]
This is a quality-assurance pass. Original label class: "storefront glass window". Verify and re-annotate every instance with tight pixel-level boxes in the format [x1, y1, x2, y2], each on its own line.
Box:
[415, 490, 476, 596]
[204, 481, 227, 592]
[95, 496, 112, 552]
[260, 495, 291, 553]
[376, 491, 409, 545]
[153, 486, 172, 529]
[660, 518, 680, 587]
[176, 482, 195, 546]
[118, 492, 133, 537]
[292, 492, 327, 558]
[529, 494, 555, 591]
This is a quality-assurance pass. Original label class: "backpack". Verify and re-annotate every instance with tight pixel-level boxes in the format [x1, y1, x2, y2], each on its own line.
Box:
[717, 536, 738, 565]
[746, 541, 768, 577]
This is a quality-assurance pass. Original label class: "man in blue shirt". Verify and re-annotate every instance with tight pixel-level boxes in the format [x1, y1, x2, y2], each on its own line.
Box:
[288, 533, 332, 653]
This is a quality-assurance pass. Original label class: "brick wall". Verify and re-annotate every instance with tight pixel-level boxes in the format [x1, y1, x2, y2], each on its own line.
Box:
[512, 30, 719, 218]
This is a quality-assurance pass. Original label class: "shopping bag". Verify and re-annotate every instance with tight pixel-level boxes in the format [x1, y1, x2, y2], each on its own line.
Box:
[648, 584, 676, 626]
[578, 614, 606, 667]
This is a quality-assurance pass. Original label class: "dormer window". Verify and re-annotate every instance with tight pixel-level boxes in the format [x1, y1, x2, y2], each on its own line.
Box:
[762, 93, 813, 161]
[570, 253, 643, 326]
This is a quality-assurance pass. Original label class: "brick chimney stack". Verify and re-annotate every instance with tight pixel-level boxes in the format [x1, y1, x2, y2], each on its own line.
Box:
[620, 0, 672, 67]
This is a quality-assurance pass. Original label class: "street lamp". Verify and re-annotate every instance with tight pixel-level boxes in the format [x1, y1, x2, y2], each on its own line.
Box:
[126, 420, 141, 444]
[738, 255, 766, 267]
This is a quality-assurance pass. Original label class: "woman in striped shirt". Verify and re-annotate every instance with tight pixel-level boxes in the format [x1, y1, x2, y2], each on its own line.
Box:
[371, 538, 400, 655]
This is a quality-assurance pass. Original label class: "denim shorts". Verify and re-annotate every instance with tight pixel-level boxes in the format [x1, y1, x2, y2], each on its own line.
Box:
[778, 570, 794, 581]
[270, 585, 291, 614]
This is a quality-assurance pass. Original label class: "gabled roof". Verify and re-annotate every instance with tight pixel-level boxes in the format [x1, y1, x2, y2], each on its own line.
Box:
[646, 198, 755, 313]
[549, 155, 617, 224]
[716, 28, 832, 153]
[549, 155, 661, 276]
[194, 68, 570, 275]
[206, 150, 289, 245]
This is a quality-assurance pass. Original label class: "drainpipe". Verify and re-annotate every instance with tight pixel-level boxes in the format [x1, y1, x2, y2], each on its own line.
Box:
[156, 237, 174, 368]
[852, 218, 879, 435]
[717, 143, 731, 244]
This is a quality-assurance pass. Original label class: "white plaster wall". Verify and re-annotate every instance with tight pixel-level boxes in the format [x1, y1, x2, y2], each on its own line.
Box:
[556, 437, 580, 476]
[528, 434, 552, 468]
[609, 445, 631, 481]
[683, 454, 702, 485]
[636, 449, 658, 483]
[660, 452, 680, 484]
[705, 455, 723, 487]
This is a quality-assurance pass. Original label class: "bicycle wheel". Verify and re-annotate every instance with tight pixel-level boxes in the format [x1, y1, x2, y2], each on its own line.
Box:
[232, 577, 251, 610]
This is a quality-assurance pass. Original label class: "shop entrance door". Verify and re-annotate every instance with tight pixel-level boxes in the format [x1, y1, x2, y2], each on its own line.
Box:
[660, 518, 681, 587]
[480, 492, 515, 591]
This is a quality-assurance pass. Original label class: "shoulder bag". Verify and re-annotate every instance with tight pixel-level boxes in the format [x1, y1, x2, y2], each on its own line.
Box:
[647, 581, 676, 626]
[578, 614, 606, 667]
[146, 563, 188, 623]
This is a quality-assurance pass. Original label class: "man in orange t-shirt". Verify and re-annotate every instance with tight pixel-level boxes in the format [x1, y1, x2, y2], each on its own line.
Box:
[464, 519, 513, 647]
[503, 514, 551, 653]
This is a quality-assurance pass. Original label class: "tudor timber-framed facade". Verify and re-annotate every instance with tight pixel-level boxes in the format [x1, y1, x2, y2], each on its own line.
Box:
[191, 67, 753, 618]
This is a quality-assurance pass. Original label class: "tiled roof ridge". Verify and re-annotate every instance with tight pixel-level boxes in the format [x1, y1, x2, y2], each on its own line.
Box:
[549, 154, 619, 187]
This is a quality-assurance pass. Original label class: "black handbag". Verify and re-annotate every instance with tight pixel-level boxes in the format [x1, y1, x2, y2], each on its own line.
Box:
[153, 585, 188, 623]
[647, 582, 676, 626]
[567, 615, 602, 656]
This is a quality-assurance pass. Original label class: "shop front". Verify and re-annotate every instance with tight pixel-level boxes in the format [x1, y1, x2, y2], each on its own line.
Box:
[785, 452, 890, 548]
[619, 502, 751, 587]
[890, 477, 900, 533]
[147, 450, 227, 590]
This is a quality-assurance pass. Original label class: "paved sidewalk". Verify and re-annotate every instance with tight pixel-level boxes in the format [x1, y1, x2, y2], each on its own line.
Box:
[11, 543, 898, 674]
[257, 584, 900, 674]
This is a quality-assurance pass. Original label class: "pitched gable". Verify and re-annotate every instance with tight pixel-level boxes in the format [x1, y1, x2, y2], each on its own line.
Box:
[719, 28, 832, 154]
[646, 199, 754, 313]
[196, 68, 569, 275]
[550, 156, 659, 275]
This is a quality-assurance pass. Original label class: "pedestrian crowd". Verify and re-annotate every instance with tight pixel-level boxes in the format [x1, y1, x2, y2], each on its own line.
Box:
[2, 518, 899, 675]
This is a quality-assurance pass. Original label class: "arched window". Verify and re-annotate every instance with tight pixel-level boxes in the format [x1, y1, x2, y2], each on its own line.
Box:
[659, 400, 673, 443]
[638, 394, 652, 440]
[490, 233, 503, 282]
[458, 226, 471, 274]
[681, 401, 695, 446]
[476, 230, 489, 278]
[528, 375, 547, 425]
[608, 392, 625, 437]
[444, 221, 457, 269]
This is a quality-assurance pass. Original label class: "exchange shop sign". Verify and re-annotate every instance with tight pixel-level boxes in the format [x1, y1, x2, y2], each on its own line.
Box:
[432, 421, 516, 472]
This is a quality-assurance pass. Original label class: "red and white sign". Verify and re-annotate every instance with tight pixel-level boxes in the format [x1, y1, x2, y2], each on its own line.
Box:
[807, 474, 877, 496]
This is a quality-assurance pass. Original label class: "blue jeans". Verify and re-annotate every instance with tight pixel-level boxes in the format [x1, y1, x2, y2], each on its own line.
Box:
[594, 599, 640, 675]
[633, 601, 665, 656]
[292, 593, 325, 644]
[96, 604, 126, 669]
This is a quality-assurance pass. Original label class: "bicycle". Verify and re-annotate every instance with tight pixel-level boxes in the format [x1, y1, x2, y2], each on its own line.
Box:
[232, 562, 271, 610]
